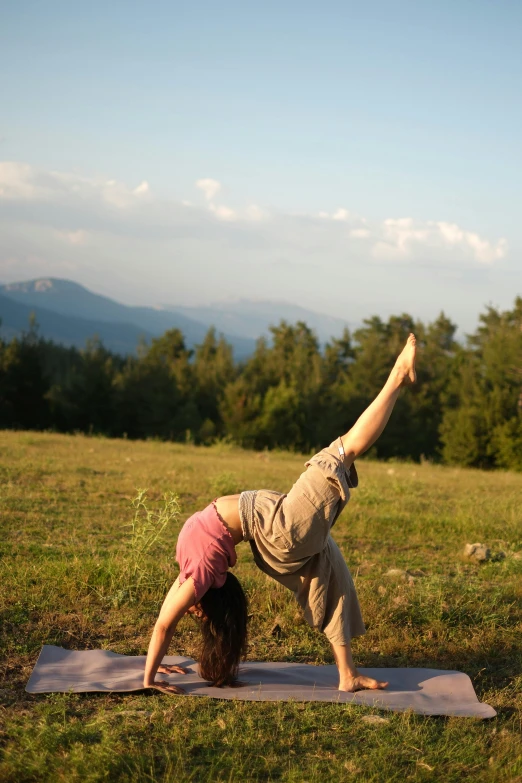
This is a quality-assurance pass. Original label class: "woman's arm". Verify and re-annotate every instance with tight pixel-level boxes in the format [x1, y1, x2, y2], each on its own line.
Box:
[143, 576, 197, 693]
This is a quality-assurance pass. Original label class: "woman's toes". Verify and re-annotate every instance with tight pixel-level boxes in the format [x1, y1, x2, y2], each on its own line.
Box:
[359, 676, 389, 690]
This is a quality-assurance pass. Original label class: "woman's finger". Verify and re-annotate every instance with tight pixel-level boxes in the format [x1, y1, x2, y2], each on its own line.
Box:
[157, 665, 190, 675]
[153, 683, 185, 695]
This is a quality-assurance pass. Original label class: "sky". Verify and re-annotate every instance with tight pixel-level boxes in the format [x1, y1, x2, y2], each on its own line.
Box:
[1, 0, 521, 332]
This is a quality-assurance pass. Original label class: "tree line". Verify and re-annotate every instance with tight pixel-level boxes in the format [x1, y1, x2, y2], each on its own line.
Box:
[1, 298, 521, 470]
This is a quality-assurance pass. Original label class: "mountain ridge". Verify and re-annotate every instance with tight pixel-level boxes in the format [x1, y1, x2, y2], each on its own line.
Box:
[0, 278, 255, 357]
[0, 292, 157, 355]
[169, 299, 351, 343]
[0, 277, 354, 357]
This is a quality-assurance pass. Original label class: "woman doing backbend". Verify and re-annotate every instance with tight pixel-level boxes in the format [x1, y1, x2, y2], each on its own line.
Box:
[143, 334, 417, 694]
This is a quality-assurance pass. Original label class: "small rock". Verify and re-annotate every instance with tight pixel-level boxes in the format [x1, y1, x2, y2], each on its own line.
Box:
[385, 568, 407, 580]
[464, 543, 491, 562]
[361, 715, 389, 725]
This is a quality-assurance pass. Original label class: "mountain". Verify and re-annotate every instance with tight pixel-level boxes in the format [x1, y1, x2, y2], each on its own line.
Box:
[0, 293, 156, 355]
[0, 279, 256, 358]
[169, 300, 352, 345]
[0, 278, 353, 358]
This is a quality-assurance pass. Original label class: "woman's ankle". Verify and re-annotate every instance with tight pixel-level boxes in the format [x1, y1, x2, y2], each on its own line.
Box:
[338, 669, 359, 688]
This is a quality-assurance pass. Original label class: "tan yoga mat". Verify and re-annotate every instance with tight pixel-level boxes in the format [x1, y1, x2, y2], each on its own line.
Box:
[26, 645, 496, 718]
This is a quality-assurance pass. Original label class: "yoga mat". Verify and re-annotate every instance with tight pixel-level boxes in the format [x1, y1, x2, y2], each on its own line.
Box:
[26, 645, 496, 718]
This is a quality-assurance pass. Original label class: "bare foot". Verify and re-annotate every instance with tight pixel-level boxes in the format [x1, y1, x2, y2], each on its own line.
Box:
[394, 333, 417, 385]
[339, 674, 389, 693]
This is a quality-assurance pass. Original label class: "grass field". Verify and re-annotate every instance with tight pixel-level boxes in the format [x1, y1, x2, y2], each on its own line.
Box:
[1, 431, 521, 782]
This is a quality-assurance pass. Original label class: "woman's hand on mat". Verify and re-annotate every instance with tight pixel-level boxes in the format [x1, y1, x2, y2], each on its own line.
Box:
[144, 664, 189, 694]
[158, 664, 190, 675]
[146, 679, 186, 695]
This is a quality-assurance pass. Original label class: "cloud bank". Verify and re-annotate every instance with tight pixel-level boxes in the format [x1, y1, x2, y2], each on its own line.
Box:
[0, 161, 507, 265]
[0, 161, 512, 329]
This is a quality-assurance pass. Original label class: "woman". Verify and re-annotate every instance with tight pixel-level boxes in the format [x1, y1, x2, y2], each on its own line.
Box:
[143, 334, 417, 694]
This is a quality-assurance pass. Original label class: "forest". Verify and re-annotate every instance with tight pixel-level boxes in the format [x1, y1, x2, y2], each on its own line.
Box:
[1, 297, 521, 471]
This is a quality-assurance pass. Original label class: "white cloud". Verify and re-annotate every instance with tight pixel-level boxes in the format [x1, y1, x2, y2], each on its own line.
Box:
[0, 161, 56, 200]
[317, 208, 370, 238]
[373, 218, 430, 260]
[196, 178, 221, 202]
[133, 181, 150, 197]
[55, 229, 88, 245]
[101, 178, 151, 209]
[0, 162, 152, 210]
[350, 227, 371, 239]
[434, 221, 507, 263]
[195, 177, 243, 221]
[332, 208, 350, 221]
[317, 208, 351, 221]
[372, 217, 507, 264]
[209, 203, 237, 222]
[245, 204, 267, 221]
[0, 161, 508, 275]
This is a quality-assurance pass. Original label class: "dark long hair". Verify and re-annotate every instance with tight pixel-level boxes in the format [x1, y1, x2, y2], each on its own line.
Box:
[198, 572, 248, 687]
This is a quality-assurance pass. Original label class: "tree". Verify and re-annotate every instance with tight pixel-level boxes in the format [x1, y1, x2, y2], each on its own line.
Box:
[114, 329, 199, 440]
[440, 299, 522, 469]
[50, 338, 117, 434]
[0, 318, 50, 430]
[192, 328, 236, 442]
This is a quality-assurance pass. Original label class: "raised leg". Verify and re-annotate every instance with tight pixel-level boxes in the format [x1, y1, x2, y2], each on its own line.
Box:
[340, 333, 417, 465]
[333, 334, 417, 691]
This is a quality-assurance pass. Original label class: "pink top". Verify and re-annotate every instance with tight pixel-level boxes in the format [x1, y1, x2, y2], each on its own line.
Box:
[176, 502, 237, 601]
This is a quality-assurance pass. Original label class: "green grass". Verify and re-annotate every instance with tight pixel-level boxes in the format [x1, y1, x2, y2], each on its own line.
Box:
[0, 431, 521, 782]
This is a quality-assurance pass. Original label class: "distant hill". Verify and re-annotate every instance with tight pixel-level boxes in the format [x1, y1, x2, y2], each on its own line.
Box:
[169, 300, 352, 345]
[0, 277, 353, 358]
[0, 279, 256, 358]
[0, 292, 157, 355]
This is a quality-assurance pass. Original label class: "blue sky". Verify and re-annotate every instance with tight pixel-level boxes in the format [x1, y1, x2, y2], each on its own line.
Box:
[1, 0, 520, 331]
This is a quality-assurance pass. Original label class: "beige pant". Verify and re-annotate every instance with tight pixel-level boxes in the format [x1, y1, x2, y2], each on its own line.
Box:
[239, 438, 365, 646]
